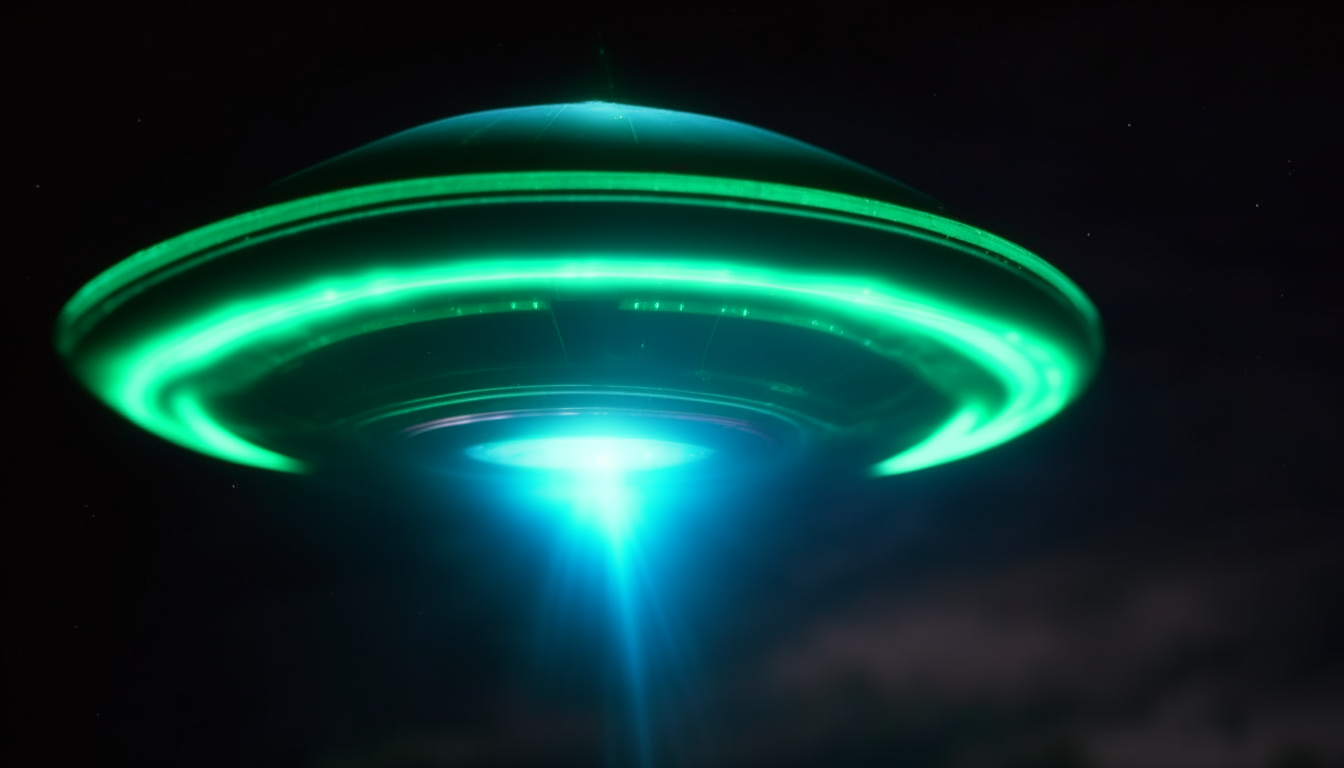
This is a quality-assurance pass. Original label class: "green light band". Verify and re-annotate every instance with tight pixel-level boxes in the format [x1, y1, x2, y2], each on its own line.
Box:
[74, 258, 1081, 475]
[60, 172, 1098, 476]
[57, 171, 1099, 352]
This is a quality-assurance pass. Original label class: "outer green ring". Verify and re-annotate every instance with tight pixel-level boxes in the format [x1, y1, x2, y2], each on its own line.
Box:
[58, 171, 1101, 476]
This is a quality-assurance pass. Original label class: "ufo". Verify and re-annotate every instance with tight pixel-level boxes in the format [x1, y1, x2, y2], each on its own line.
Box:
[56, 102, 1101, 480]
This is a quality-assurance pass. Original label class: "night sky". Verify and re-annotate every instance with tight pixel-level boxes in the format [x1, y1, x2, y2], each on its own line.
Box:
[12, 5, 1342, 767]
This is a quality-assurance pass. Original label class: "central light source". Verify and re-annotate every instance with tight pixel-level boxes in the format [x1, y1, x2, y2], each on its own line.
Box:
[466, 436, 712, 473]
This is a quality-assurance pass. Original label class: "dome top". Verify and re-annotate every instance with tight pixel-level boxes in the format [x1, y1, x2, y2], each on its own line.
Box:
[268, 101, 943, 211]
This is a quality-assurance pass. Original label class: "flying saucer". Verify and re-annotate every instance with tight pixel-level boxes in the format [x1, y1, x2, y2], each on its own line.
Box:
[56, 102, 1101, 477]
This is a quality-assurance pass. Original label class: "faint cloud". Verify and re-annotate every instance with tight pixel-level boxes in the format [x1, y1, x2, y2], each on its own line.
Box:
[749, 533, 1343, 767]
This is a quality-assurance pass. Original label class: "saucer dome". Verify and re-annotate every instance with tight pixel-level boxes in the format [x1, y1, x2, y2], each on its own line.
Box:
[57, 102, 1101, 476]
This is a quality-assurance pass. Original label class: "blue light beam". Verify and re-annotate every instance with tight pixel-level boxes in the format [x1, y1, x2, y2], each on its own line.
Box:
[468, 436, 712, 767]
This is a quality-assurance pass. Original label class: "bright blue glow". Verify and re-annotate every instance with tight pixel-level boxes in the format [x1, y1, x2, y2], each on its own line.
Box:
[480, 436, 705, 765]
[466, 436, 712, 472]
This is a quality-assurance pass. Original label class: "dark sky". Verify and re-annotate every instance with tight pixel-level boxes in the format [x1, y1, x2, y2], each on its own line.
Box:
[11, 4, 1342, 767]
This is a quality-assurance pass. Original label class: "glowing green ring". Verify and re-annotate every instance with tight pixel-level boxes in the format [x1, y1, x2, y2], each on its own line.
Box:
[59, 171, 1100, 476]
